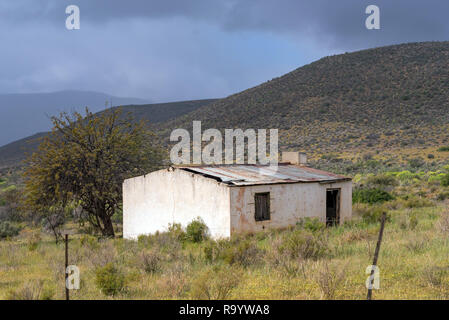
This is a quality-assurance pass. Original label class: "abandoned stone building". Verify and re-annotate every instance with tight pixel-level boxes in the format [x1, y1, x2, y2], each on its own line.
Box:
[123, 152, 352, 239]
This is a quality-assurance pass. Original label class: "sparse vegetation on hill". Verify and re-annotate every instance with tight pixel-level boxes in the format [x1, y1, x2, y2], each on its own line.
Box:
[155, 41, 449, 157]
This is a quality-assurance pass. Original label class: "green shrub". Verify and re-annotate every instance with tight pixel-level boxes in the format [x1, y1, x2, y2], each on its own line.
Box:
[25, 232, 41, 251]
[398, 212, 419, 230]
[436, 190, 449, 201]
[203, 240, 224, 264]
[365, 174, 398, 188]
[204, 238, 262, 267]
[189, 265, 241, 299]
[2, 185, 17, 193]
[353, 188, 394, 204]
[168, 223, 186, 242]
[137, 232, 182, 261]
[296, 217, 325, 232]
[441, 173, 449, 187]
[402, 197, 433, 208]
[408, 158, 425, 169]
[353, 203, 387, 224]
[139, 250, 162, 274]
[80, 234, 100, 249]
[278, 230, 328, 260]
[397, 170, 419, 183]
[0, 221, 21, 239]
[95, 263, 126, 296]
[186, 218, 209, 243]
[5, 280, 54, 300]
[437, 146, 449, 152]
[221, 239, 262, 267]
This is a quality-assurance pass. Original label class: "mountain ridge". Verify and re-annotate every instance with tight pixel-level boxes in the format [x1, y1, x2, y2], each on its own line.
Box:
[0, 98, 218, 168]
[0, 90, 150, 146]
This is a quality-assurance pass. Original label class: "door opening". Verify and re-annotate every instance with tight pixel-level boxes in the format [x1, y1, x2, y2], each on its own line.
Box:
[326, 189, 340, 226]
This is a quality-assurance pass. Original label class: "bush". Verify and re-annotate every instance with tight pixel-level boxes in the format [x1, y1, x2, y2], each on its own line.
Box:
[441, 174, 449, 187]
[296, 217, 325, 232]
[80, 234, 100, 249]
[204, 238, 262, 267]
[95, 263, 126, 296]
[168, 223, 186, 242]
[398, 212, 418, 230]
[438, 212, 449, 233]
[352, 203, 387, 224]
[138, 231, 182, 259]
[436, 190, 449, 201]
[404, 238, 428, 253]
[0, 221, 21, 239]
[26, 232, 41, 251]
[423, 266, 448, 288]
[313, 261, 347, 300]
[408, 158, 425, 169]
[402, 197, 433, 208]
[278, 230, 328, 260]
[189, 265, 241, 299]
[139, 250, 162, 274]
[365, 174, 398, 188]
[222, 239, 262, 267]
[353, 188, 394, 204]
[186, 218, 209, 243]
[437, 146, 449, 152]
[5, 280, 54, 300]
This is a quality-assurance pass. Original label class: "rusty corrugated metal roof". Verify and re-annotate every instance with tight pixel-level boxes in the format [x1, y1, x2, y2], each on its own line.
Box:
[176, 163, 351, 186]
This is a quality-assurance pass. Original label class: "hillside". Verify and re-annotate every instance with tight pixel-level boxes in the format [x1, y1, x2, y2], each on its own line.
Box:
[3, 41, 449, 168]
[0, 90, 151, 147]
[0, 99, 217, 168]
[155, 41, 449, 156]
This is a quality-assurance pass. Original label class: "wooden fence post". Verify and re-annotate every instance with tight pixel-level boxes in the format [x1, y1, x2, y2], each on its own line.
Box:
[65, 233, 69, 301]
[367, 212, 387, 300]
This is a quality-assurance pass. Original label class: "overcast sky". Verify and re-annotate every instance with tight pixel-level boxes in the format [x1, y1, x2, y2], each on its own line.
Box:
[1, 0, 449, 102]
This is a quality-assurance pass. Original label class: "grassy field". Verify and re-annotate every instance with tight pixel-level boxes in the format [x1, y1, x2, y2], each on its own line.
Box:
[2, 162, 449, 300]
[0, 200, 448, 300]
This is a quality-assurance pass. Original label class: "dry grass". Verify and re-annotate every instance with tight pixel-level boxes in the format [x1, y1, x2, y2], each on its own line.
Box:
[0, 203, 448, 299]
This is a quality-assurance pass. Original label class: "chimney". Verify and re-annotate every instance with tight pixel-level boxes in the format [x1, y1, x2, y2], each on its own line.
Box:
[282, 151, 307, 166]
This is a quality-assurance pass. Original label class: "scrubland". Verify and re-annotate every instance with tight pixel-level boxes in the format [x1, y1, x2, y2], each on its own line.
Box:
[1, 165, 449, 300]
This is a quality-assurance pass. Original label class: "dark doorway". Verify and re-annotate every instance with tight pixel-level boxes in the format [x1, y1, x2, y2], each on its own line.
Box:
[326, 189, 340, 226]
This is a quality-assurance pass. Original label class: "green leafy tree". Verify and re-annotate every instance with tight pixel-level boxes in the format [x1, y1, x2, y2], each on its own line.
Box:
[23, 108, 164, 237]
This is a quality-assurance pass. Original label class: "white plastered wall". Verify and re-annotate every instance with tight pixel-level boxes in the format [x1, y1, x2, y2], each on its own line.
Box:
[123, 168, 231, 239]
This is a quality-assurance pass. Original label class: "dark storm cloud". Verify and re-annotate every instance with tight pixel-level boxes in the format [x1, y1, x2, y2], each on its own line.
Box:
[3, 0, 449, 49]
[1, 0, 449, 103]
[220, 0, 449, 50]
